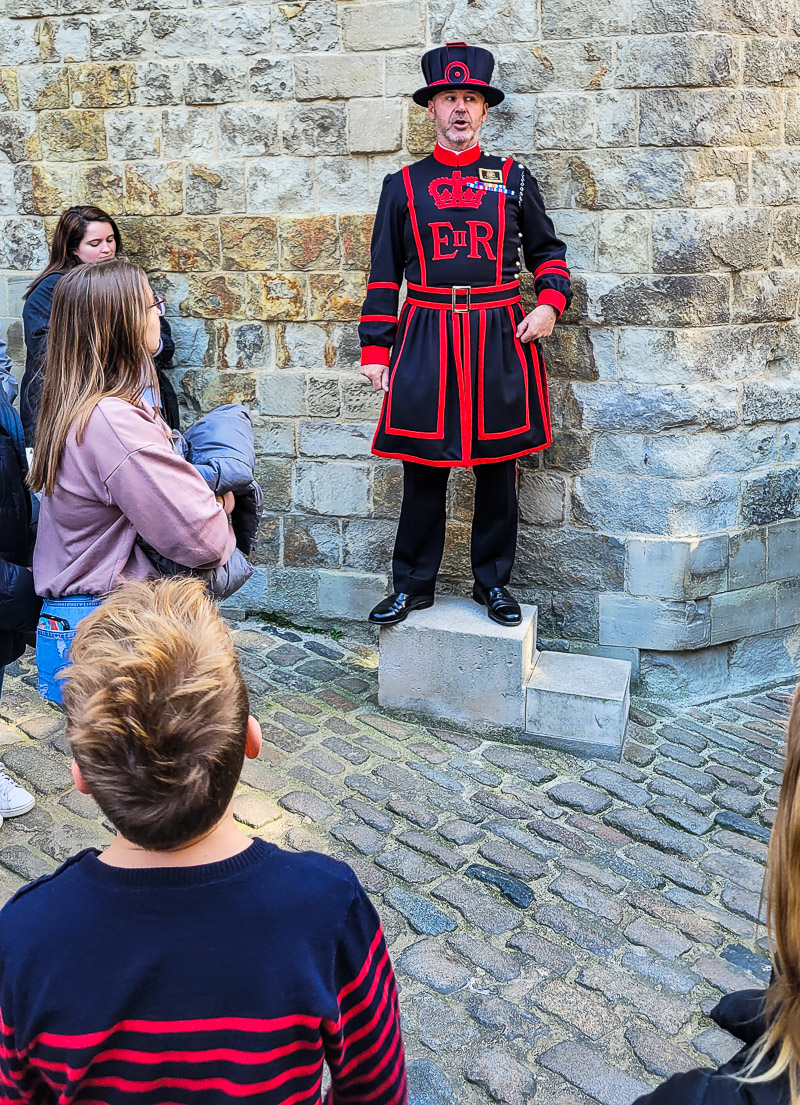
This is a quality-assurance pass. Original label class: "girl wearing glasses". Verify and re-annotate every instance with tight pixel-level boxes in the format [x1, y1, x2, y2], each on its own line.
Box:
[29, 259, 236, 703]
[21, 205, 180, 446]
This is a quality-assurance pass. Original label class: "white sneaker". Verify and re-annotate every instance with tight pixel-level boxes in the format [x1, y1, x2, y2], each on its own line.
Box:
[0, 772, 34, 818]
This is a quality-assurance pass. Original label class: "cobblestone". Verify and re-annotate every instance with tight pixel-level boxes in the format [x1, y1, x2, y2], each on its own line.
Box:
[625, 1025, 697, 1078]
[465, 864, 535, 909]
[398, 940, 471, 994]
[398, 831, 466, 872]
[478, 839, 548, 881]
[581, 766, 651, 807]
[385, 887, 457, 936]
[0, 638, 787, 1105]
[465, 1045, 537, 1105]
[621, 950, 700, 994]
[466, 994, 548, 1045]
[377, 846, 441, 884]
[539, 1041, 649, 1105]
[447, 933, 521, 981]
[623, 916, 692, 960]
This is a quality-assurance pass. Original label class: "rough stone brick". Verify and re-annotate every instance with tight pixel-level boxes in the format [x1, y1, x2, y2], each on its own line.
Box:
[208, 6, 271, 54]
[581, 766, 650, 806]
[273, 0, 338, 52]
[376, 846, 440, 884]
[625, 1026, 697, 1079]
[0, 845, 54, 881]
[626, 844, 712, 894]
[693, 1027, 741, 1066]
[478, 839, 548, 881]
[348, 99, 402, 154]
[701, 850, 765, 893]
[465, 1046, 537, 1105]
[606, 807, 706, 858]
[550, 871, 624, 923]
[1, 745, 72, 795]
[218, 105, 278, 158]
[534, 902, 621, 957]
[579, 961, 691, 1033]
[184, 60, 246, 105]
[385, 887, 457, 937]
[386, 797, 436, 829]
[278, 790, 334, 822]
[622, 949, 701, 994]
[433, 877, 522, 935]
[531, 978, 620, 1040]
[648, 797, 714, 836]
[448, 933, 520, 981]
[398, 830, 465, 871]
[465, 864, 534, 908]
[403, 991, 478, 1054]
[539, 1041, 649, 1105]
[624, 916, 692, 960]
[330, 820, 384, 855]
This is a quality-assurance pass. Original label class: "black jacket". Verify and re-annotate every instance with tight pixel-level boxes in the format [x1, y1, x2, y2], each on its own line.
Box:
[0, 391, 41, 668]
[20, 272, 180, 446]
[633, 990, 786, 1105]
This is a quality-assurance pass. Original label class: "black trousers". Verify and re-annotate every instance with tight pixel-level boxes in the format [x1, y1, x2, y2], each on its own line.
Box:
[392, 460, 518, 594]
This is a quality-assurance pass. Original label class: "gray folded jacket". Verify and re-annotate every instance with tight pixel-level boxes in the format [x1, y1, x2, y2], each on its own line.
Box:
[139, 404, 264, 600]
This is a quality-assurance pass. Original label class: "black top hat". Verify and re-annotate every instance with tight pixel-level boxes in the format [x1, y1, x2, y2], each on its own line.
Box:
[413, 42, 504, 108]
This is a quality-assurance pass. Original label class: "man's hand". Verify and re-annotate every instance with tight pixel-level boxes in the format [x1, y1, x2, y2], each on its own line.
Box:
[516, 304, 558, 344]
[361, 363, 390, 392]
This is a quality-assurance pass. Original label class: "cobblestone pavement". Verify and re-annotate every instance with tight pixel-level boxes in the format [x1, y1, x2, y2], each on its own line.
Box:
[0, 620, 788, 1105]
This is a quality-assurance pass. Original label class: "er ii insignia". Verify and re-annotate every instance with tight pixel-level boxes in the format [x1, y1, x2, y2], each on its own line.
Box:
[478, 167, 504, 184]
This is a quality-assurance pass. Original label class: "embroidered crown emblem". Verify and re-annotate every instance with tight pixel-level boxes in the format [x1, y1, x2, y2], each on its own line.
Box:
[428, 171, 485, 210]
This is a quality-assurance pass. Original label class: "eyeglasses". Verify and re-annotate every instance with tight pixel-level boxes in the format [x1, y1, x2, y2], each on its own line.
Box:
[149, 295, 166, 316]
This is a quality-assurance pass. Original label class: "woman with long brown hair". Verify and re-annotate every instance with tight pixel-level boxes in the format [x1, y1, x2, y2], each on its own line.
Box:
[630, 695, 795, 1105]
[21, 205, 180, 446]
[30, 258, 235, 703]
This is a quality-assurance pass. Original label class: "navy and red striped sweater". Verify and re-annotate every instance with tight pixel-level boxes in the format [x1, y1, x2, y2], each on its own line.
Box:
[0, 838, 408, 1105]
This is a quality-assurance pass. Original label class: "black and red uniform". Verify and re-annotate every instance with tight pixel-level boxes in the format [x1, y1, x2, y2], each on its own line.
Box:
[359, 141, 572, 594]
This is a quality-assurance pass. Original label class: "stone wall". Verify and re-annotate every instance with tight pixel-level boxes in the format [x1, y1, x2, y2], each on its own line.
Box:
[1, 0, 799, 698]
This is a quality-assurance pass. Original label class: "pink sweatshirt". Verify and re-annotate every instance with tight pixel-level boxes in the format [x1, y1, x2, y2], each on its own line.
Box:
[34, 397, 237, 599]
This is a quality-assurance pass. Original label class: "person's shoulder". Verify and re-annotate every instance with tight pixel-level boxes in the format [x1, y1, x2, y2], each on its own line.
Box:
[91, 396, 159, 436]
[263, 844, 360, 911]
[379, 165, 410, 195]
[0, 850, 96, 934]
[25, 270, 63, 306]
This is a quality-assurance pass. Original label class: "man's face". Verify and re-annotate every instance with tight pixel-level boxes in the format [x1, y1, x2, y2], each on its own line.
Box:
[428, 89, 488, 150]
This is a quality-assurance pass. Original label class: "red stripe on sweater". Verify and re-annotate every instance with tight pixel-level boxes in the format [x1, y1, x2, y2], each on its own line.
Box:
[25, 1013, 323, 1054]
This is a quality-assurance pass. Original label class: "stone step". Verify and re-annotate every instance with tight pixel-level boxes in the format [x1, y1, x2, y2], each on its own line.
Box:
[524, 650, 631, 761]
[378, 595, 537, 732]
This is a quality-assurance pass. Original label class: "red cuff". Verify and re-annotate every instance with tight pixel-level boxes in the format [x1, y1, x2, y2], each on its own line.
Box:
[361, 345, 390, 367]
[537, 289, 567, 316]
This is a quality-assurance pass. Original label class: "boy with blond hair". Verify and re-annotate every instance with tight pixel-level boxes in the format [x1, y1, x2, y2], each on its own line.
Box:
[0, 578, 407, 1105]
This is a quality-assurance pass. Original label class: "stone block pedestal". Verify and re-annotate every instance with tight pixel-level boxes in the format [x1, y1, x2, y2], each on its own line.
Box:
[378, 596, 631, 758]
[378, 596, 537, 731]
[525, 651, 631, 760]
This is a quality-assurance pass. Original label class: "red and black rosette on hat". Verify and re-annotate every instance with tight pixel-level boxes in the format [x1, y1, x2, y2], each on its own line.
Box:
[413, 42, 504, 107]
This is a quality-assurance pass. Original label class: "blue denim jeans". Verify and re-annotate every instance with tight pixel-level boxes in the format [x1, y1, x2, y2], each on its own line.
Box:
[36, 596, 102, 704]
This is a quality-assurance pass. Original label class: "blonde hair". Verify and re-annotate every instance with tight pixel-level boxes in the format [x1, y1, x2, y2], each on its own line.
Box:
[742, 687, 800, 1097]
[63, 577, 250, 851]
[29, 258, 157, 496]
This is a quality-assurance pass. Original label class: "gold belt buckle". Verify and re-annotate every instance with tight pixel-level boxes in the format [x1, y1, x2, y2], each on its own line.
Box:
[452, 285, 471, 312]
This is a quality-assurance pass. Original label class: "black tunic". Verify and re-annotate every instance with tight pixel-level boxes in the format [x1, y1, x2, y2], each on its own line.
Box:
[358, 142, 572, 467]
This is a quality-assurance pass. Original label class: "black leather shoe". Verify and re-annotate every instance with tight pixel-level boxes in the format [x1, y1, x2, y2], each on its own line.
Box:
[472, 583, 522, 626]
[368, 592, 435, 626]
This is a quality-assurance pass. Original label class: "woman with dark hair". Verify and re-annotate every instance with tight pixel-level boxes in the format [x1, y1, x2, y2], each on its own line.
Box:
[21, 205, 180, 446]
[29, 258, 236, 703]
